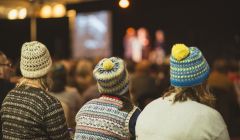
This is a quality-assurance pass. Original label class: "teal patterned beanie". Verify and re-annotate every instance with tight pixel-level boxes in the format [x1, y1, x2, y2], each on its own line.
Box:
[170, 44, 210, 87]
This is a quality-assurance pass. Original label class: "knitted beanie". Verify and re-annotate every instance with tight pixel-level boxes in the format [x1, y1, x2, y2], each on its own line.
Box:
[170, 44, 210, 87]
[20, 41, 52, 78]
[93, 57, 129, 95]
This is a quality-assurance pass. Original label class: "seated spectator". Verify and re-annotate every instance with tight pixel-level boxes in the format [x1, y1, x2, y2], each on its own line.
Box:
[0, 41, 69, 139]
[136, 44, 229, 140]
[74, 59, 100, 105]
[48, 63, 82, 129]
[130, 60, 158, 109]
[208, 59, 240, 137]
[0, 51, 15, 139]
[75, 57, 141, 140]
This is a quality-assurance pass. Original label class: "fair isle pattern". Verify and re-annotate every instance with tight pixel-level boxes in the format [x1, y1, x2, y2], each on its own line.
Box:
[0, 85, 70, 140]
[75, 96, 132, 140]
[20, 41, 52, 78]
[170, 47, 210, 87]
[93, 57, 129, 95]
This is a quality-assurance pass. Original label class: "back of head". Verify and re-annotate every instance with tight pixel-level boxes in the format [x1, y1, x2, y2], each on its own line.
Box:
[93, 57, 129, 96]
[135, 60, 151, 74]
[49, 63, 67, 93]
[213, 59, 228, 73]
[0, 51, 11, 79]
[20, 41, 52, 79]
[74, 59, 94, 92]
[165, 43, 215, 107]
[18, 41, 52, 90]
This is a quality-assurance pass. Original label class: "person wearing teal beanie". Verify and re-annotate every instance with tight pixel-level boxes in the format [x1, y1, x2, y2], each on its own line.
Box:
[136, 44, 230, 140]
[75, 57, 141, 140]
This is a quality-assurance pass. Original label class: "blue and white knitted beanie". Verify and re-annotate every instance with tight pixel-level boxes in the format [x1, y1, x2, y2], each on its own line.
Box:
[170, 44, 210, 87]
[93, 57, 129, 95]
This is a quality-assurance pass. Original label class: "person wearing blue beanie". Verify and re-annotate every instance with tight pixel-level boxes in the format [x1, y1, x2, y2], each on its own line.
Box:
[136, 44, 230, 140]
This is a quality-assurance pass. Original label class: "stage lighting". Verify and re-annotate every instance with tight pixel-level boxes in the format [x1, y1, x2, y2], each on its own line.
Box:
[18, 8, 27, 19]
[52, 4, 66, 18]
[40, 5, 52, 18]
[8, 9, 18, 20]
[119, 0, 130, 9]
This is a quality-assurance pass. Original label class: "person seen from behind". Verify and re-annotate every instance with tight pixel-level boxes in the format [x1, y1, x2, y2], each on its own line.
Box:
[0, 41, 70, 139]
[136, 44, 230, 140]
[75, 57, 141, 140]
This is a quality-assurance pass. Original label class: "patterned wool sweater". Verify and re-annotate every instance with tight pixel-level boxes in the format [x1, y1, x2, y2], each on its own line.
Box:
[0, 85, 70, 140]
[75, 95, 140, 140]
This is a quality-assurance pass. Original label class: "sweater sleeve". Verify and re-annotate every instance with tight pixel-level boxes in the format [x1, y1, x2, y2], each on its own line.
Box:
[44, 102, 70, 140]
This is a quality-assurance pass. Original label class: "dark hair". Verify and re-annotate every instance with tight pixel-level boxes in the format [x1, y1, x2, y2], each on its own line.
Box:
[163, 83, 215, 108]
[49, 64, 67, 93]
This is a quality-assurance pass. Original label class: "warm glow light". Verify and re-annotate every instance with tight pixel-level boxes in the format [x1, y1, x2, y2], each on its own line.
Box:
[18, 8, 27, 19]
[119, 0, 130, 8]
[67, 9, 76, 17]
[8, 9, 18, 20]
[52, 4, 66, 17]
[40, 5, 52, 18]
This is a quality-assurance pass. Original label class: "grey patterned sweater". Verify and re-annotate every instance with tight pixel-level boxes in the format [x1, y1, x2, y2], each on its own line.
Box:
[0, 85, 70, 140]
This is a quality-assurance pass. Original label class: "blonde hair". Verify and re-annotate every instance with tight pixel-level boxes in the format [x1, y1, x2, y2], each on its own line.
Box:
[17, 76, 51, 91]
[163, 83, 215, 107]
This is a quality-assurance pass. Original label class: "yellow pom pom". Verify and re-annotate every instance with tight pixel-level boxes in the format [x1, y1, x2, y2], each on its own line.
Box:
[103, 59, 114, 70]
[171, 44, 190, 61]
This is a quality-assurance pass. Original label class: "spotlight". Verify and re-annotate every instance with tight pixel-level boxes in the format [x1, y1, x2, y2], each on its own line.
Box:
[52, 4, 66, 18]
[8, 9, 18, 20]
[18, 8, 27, 19]
[119, 0, 130, 9]
[40, 5, 52, 18]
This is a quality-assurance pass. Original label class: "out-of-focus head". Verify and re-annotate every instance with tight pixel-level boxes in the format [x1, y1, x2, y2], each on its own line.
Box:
[137, 27, 148, 37]
[170, 43, 210, 87]
[93, 57, 129, 96]
[75, 59, 94, 93]
[0, 51, 11, 79]
[155, 30, 165, 43]
[20, 41, 52, 78]
[135, 60, 151, 74]
[48, 63, 67, 93]
[126, 27, 136, 37]
[213, 59, 228, 73]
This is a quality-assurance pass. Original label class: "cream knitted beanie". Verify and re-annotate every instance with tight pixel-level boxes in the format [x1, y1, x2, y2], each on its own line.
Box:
[20, 41, 52, 78]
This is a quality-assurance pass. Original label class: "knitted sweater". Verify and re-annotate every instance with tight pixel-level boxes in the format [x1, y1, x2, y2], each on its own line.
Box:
[0, 85, 70, 140]
[75, 95, 140, 140]
[136, 94, 230, 140]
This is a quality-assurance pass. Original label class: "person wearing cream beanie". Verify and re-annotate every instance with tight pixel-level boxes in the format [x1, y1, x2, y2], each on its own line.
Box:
[75, 57, 140, 140]
[1, 41, 70, 139]
[136, 44, 230, 140]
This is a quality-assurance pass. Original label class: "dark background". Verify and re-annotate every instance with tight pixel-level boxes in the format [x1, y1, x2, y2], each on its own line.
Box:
[0, 0, 239, 64]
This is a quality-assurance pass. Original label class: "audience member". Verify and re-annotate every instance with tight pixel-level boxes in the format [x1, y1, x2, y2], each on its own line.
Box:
[75, 57, 141, 139]
[136, 44, 230, 140]
[0, 41, 70, 139]
[130, 60, 158, 109]
[48, 63, 82, 129]
[0, 51, 15, 139]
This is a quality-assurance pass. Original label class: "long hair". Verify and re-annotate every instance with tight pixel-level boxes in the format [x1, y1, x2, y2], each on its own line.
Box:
[17, 75, 51, 91]
[163, 82, 216, 108]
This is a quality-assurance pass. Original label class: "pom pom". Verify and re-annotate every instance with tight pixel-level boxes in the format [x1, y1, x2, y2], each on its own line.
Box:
[171, 44, 190, 61]
[103, 59, 114, 70]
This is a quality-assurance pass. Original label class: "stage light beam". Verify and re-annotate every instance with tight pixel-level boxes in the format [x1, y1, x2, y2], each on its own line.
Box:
[119, 0, 130, 9]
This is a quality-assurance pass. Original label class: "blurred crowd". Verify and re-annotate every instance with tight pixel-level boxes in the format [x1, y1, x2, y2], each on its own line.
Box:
[1, 32, 240, 140]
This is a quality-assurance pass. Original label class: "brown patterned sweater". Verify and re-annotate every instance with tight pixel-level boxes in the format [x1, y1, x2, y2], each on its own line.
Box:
[0, 85, 70, 140]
